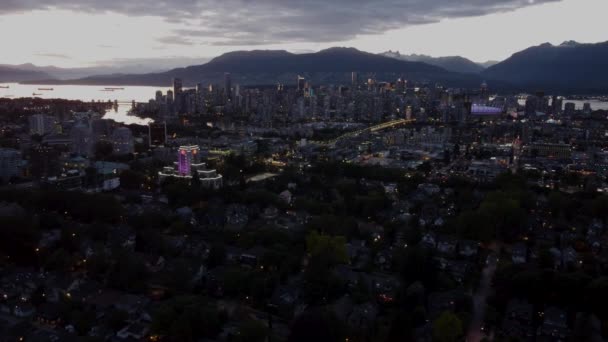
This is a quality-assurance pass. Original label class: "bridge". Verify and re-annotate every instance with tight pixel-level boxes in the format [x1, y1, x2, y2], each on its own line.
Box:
[311, 118, 415, 146]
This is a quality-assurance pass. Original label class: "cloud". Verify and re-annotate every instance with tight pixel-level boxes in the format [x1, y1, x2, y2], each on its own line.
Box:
[156, 35, 195, 46]
[34, 52, 70, 59]
[0, 0, 562, 45]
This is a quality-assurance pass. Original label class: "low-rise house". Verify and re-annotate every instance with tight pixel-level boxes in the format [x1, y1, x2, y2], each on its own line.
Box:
[279, 190, 293, 204]
[13, 303, 35, 317]
[35, 303, 63, 328]
[511, 243, 528, 264]
[502, 299, 534, 339]
[538, 306, 569, 340]
[116, 322, 149, 340]
[421, 232, 437, 249]
[436, 236, 457, 255]
[458, 240, 479, 258]
[427, 289, 469, 319]
[562, 246, 579, 267]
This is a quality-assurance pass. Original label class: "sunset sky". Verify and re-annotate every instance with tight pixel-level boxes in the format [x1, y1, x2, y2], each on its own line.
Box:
[1, 0, 606, 69]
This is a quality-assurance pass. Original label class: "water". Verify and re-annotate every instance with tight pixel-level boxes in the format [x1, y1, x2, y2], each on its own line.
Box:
[517, 97, 608, 111]
[0, 82, 170, 125]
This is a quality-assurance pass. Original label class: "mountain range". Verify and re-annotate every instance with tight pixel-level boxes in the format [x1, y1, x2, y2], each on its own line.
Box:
[481, 41, 608, 93]
[0, 66, 52, 82]
[23, 48, 490, 88]
[3, 41, 608, 93]
[379, 51, 487, 74]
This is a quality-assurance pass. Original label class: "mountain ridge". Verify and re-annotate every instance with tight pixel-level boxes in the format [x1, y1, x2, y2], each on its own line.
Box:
[482, 40, 608, 92]
[379, 51, 486, 74]
[22, 47, 491, 88]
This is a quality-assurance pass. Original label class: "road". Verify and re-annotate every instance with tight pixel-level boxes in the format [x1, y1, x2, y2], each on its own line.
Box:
[466, 249, 498, 342]
[311, 118, 415, 146]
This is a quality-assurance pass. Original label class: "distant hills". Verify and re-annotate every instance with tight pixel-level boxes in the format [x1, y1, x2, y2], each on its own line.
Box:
[4, 41, 608, 93]
[24, 47, 489, 88]
[0, 66, 52, 82]
[380, 51, 486, 74]
[482, 40, 608, 93]
[0, 58, 211, 81]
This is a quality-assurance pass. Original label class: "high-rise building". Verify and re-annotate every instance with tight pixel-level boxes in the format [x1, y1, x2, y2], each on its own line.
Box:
[166, 90, 174, 105]
[564, 102, 576, 116]
[224, 72, 232, 99]
[297, 76, 306, 91]
[29, 145, 60, 179]
[0, 148, 20, 182]
[551, 96, 563, 115]
[173, 78, 183, 96]
[480, 81, 489, 104]
[28, 114, 56, 136]
[405, 106, 412, 120]
[111, 127, 134, 155]
[91, 119, 113, 141]
[155, 90, 163, 103]
[583, 102, 592, 115]
[177, 145, 200, 176]
[70, 123, 92, 156]
[351, 72, 358, 87]
[149, 122, 167, 147]
[525, 96, 538, 116]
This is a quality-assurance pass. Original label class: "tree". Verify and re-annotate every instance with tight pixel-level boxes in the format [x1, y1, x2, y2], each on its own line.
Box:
[94, 140, 114, 160]
[119, 169, 144, 190]
[288, 309, 344, 342]
[432, 311, 463, 342]
[305, 231, 347, 265]
[207, 243, 226, 268]
[237, 320, 268, 342]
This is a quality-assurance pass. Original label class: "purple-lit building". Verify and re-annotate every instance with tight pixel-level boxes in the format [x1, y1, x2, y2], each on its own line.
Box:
[177, 145, 200, 176]
[471, 104, 503, 115]
[158, 145, 223, 189]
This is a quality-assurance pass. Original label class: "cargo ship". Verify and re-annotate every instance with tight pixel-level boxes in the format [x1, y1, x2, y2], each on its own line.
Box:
[38, 88, 54, 91]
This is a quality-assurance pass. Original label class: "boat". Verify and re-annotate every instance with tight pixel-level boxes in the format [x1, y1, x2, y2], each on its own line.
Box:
[38, 88, 54, 91]
[32, 93, 43, 96]
[100, 89, 114, 92]
[0, 86, 9, 89]
[104, 87, 125, 90]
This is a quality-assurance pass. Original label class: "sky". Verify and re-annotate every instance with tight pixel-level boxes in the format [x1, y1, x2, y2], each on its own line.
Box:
[0, 0, 606, 69]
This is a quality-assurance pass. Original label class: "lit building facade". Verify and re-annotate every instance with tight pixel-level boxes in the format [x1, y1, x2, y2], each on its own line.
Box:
[159, 145, 223, 189]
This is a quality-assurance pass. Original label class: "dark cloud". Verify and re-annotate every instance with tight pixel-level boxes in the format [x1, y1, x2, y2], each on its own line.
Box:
[156, 35, 195, 46]
[0, 0, 561, 45]
[34, 52, 70, 59]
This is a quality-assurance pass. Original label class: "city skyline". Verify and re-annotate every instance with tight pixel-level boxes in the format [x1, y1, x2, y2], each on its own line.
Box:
[0, 0, 606, 69]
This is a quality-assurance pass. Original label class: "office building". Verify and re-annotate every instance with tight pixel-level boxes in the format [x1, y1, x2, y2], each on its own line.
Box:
[0, 148, 21, 182]
[28, 114, 56, 136]
[70, 123, 92, 156]
[297, 76, 306, 91]
[564, 102, 576, 116]
[111, 127, 134, 155]
[149, 122, 167, 147]
[224, 72, 232, 99]
[177, 145, 200, 176]
[30, 145, 60, 179]
[583, 103, 592, 115]
[173, 78, 183, 96]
